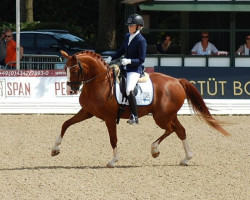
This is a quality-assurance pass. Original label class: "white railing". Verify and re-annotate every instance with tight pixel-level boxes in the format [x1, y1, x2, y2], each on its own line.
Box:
[144, 55, 250, 68]
[1, 54, 249, 70]
[1, 54, 65, 70]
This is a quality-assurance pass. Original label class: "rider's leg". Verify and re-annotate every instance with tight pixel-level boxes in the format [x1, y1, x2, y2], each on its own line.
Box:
[126, 72, 140, 124]
[127, 91, 138, 124]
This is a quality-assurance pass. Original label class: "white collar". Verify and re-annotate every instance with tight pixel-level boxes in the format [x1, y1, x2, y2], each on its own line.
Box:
[128, 30, 140, 45]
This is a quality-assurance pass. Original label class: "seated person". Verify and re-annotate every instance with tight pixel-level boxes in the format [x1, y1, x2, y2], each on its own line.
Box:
[157, 34, 179, 54]
[235, 34, 250, 55]
[191, 32, 218, 55]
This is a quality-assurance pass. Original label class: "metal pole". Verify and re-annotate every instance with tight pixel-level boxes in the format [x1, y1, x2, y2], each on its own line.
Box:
[230, 12, 235, 67]
[16, 0, 20, 70]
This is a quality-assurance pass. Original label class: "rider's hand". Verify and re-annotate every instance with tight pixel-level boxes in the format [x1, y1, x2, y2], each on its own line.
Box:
[121, 58, 131, 66]
[104, 56, 112, 64]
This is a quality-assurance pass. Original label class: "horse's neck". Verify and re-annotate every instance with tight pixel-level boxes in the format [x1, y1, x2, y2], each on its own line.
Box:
[78, 55, 112, 86]
[79, 55, 106, 76]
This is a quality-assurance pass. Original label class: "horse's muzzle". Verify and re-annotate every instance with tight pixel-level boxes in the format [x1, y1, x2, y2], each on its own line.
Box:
[67, 85, 79, 95]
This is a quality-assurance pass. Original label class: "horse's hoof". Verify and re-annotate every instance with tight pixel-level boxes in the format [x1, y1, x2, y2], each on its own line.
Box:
[51, 149, 60, 156]
[106, 162, 115, 168]
[152, 152, 160, 158]
[179, 161, 188, 166]
[51, 150, 60, 156]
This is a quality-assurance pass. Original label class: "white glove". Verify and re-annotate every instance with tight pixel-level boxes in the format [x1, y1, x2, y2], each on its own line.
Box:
[105, 56, 112, 64]
[121, 58, 131, 66]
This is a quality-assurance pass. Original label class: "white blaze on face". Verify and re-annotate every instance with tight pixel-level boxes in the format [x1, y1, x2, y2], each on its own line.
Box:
[66, 67, 72, 95]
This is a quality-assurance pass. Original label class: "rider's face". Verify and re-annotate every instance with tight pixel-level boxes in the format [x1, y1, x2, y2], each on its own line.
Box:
[128, 25, 137, 34]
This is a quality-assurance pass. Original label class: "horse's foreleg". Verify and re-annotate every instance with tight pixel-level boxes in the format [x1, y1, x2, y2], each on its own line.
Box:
[107, 147, 119, 168]
[105, 120, 119, 168]
[51, 108, 93, 156]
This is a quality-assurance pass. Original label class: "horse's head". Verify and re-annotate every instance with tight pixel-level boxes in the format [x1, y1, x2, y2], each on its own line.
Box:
[61, 50, 83, 95]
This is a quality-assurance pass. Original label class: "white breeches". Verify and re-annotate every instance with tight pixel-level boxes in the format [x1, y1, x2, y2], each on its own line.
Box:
[126, 72, 140, 96]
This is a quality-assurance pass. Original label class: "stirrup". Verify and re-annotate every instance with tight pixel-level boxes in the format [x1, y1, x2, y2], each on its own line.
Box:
[127, 115, 139, 125]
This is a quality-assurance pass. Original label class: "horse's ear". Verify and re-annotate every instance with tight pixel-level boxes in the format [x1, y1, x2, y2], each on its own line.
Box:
[60, 50, 69, 58]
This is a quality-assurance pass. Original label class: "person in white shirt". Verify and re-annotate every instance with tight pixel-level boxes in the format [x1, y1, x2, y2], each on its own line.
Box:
[191, 32, 218, 55]
[235, 34, 250, 55]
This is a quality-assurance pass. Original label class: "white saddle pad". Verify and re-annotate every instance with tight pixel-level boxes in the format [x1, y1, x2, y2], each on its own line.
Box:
[115, 78, 154, 106]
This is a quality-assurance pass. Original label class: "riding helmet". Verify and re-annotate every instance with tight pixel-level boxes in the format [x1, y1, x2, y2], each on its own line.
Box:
[125, 14, 144, 27]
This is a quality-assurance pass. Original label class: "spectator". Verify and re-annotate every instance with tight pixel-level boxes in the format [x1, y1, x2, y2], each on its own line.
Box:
[4, 28, 23, 69]
[235, 34, 250, 55]
[191, 31, 218, 55]
[157, 34, 178, 54]
[0, 31, 6, 67]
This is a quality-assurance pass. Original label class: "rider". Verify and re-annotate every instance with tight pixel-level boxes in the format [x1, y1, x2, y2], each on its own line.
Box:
[105, 14, 147, 125]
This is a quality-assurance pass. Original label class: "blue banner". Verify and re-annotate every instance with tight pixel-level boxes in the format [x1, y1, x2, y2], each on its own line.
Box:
[154, 67, 250, 99]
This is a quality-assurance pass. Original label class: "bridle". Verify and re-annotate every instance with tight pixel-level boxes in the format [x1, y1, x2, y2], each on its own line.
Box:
[65, 59, 84, 88]
[65, 57, 113, 98]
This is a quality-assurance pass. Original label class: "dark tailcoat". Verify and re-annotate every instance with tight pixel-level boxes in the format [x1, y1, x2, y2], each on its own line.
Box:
[112, 33, 147, 74]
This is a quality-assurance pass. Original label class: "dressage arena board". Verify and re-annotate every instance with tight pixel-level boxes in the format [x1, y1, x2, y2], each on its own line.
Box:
[0, 114, 249, 200]
[1, 70, 250, 114]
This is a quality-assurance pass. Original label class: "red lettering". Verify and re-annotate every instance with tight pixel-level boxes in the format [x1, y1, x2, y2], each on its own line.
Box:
[55, 82, 67, 96]
[55, 82, 60, 95]
[19, 82, 24, 95]
[61, 82, 66, 95]
[25, 83, 31, 95]
[7, 82, 31, 96]
[13, 82, 18, 95]
[7, 82, 12, 95]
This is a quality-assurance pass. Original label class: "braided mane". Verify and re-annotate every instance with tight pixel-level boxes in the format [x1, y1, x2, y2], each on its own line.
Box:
[74, 50, 108, 67]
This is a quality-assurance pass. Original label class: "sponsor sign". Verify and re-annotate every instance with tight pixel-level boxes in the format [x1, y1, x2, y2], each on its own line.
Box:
[0, 70, 79, 102]
[154, 67, 250, 99]
[1, 68, 250, 114]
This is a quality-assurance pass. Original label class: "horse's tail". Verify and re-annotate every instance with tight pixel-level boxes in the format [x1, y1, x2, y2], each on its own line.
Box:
[179, 79, 230, 136]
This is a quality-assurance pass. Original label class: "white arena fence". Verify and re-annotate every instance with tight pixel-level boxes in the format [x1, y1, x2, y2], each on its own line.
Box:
[0, 54, 250, 114]
[0, 54, 65, 70]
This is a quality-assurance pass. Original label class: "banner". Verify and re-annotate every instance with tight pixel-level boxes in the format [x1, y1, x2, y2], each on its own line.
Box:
[1, 69, 250, 114]
[0, 70, 80, 113]
[154, 67, 250, 99]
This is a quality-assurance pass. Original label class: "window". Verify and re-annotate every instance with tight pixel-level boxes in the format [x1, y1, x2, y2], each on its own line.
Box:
[37, 34, 59, 48]
[20, 34, 35, 48]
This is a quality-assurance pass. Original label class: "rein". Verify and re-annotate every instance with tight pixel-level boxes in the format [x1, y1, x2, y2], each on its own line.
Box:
[82, 71, 108, 86]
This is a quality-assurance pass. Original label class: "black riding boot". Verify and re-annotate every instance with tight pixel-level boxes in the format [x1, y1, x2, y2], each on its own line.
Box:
[127, 91, 139, 125]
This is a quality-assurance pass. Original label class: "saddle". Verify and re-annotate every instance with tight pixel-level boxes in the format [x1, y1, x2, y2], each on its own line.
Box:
[111, 64, 149, 99]
[110, 64, 150, 124]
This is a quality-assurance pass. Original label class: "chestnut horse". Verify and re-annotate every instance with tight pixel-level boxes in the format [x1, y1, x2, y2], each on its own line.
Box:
[51, 50, 230, 168]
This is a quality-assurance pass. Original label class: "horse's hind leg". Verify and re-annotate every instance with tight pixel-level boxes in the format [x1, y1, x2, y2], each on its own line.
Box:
[151, 116, 193, 165]
[51, 108, 93, 156]
[151, 123, 174, 159]
[173, 117, 193, 166]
